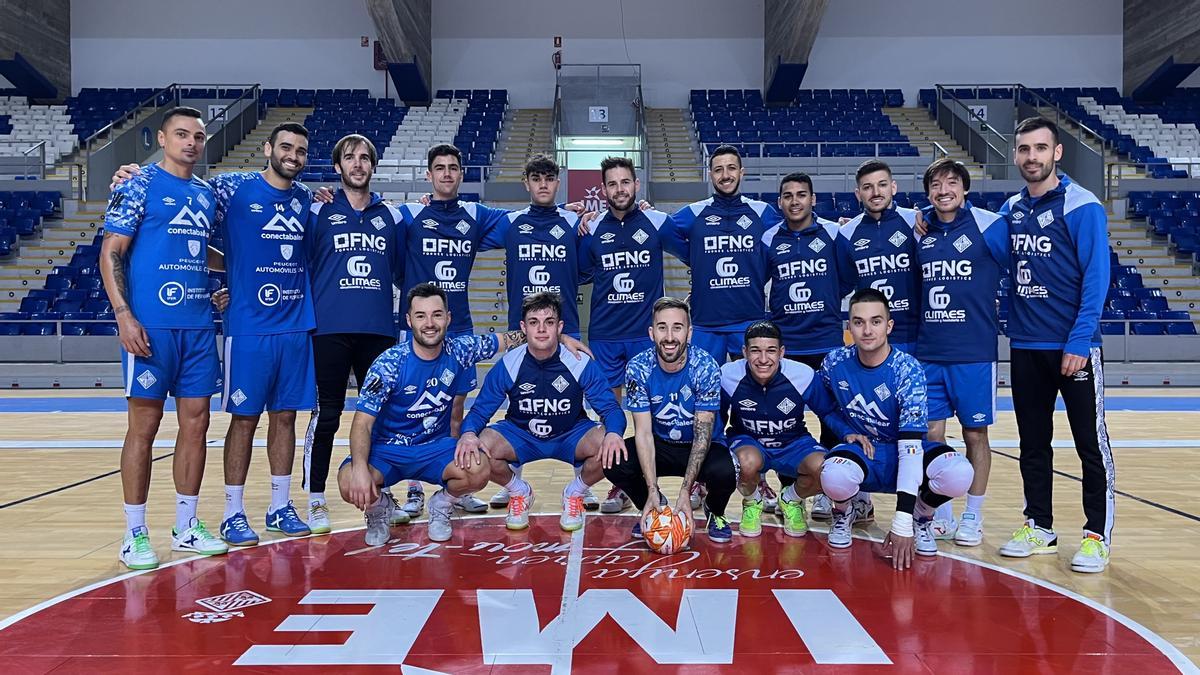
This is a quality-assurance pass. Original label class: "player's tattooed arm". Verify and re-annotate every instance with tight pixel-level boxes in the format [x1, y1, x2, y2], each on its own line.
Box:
[682, 410, 715, 488]
[100, 231, 151, 356]
[498, 329, 527, 351]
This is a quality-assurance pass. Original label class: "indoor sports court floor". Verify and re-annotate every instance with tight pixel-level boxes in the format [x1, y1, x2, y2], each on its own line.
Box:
[0, 387, 1197, 672]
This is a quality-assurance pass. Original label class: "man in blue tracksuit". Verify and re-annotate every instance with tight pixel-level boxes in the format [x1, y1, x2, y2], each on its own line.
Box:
[996, 118, 1114, 574]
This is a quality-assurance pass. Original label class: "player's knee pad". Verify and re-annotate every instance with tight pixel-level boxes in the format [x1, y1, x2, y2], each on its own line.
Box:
[925, 445, 973, 498]
[820, 450, 866, 502]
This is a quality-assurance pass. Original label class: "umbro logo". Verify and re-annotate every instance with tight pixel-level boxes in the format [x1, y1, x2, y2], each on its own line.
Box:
[329, 214, 347, 224]
[422, 218, 439, 230]
[1012, 211, 1025, 220]
[776, 243, 792, 254]
[738, 398, 757, 410]
[705, 215, 722, 225]
[853, 238, 871, 251]
[838, 380, 850, 390]
[600, 232, 616, 244]
[518, 382, 537, 394]
[403, 385, 418, 395]
[250, 203, 263, 213]
[921, 236, 938, 249]
[972, 413, 987, 422]
[519, 224, 534, 234]
[162, 197, 176, 206]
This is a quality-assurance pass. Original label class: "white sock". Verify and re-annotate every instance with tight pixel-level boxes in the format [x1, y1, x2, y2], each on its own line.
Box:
[175, 493, 198, 533]
[934, 501, 955, 522]
[310, 492, 326, 506]
[915, 498, 936, 521]
[270, 475, 291, 512]
[505, 475, 531, 496]
[124, 502, 147, 533]
[512, 465, 523, 480]
[781, 485, 799, 503]
[965, 492, 986, 517]
[430, 489, 453, 513]
[224, 484, 245, 519]
[564, 476, 588, 498]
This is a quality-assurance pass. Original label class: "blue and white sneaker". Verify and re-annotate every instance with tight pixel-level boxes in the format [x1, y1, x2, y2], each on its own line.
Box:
[707, 514, 733, 543]
[630, 520, 643, 540]
[266, 501, 311, 537]
[220, 512, 260, 546]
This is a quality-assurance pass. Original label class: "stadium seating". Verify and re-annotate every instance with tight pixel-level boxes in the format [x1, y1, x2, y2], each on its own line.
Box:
[0, 95, 77, 165]
[293, 90, 407, 182]
[378, 89, 506, 180]
[1126, 190, 1200, 263]
[63, 88, 162, 143]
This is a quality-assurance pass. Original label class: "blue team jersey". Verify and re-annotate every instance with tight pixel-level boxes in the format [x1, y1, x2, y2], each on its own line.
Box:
[821, 345, 928, 443]
[398, 199, 510, 333]
[837, 207, 922, 345]
[624, 345, 723, 444]
[104, 164, 216, 329]
[916, 204, 1009, 363]
[463, 344, 625, 439]
[762, 217, 848, 354]
[999, 175, 1109, 355]
[584, 207, 685, 341]
[670, 193, 782, 330]
[306, 190, 404, 337]
[502, 205, 588, 334]
[719, 358, 850, 448]
[210, 171, 315, 336]
[355, 333, 500, 446]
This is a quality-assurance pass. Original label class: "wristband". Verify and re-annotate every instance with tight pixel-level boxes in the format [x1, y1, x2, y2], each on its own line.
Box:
[891, 511, 914, 538]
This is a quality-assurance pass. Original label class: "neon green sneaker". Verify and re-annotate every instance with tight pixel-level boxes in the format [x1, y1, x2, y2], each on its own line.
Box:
[1070, 534, 1109, 573]
[998, 520, 1058, 558]
[740, 498, 764, 537]
[779, 496, 808, 537]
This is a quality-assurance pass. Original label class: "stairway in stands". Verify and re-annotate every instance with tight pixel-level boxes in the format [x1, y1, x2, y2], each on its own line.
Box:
[1109, 211, 1200, 323]
[0, 201, 105, 313]
[883, 107, 986, 181]
[490, 109, 554, 182]
[206, 106, 313, 176]
[644, 108, 703, 184]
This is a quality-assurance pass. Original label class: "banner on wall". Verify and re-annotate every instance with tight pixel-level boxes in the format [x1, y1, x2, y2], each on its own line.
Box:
[567, 170, 604, 213]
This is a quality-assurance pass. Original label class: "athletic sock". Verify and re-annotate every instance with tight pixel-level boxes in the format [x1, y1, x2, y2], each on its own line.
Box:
[831, 498, 852, 514]
[505, 475, 531, 497]
[745, 487, 762, 502]
[124, 502, 147, 533]
[564, 476, 588, 499]
[934, 500, 955, 522]
[224, 484, 245, 519]
[429, 489, 453, 514]
[914, 498, 936, 521]
[512, 464, 523, 480]
[965, 493, 986, 517]
[781, 485, 799, 503]
[175, 493, 198, 533]
[270, 475, 291, 512]
[309, 492, 326, 507]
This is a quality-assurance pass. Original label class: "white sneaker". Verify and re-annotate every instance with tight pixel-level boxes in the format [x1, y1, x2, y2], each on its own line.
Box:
[759, 479, 778, 514]
[689, 482, 705, 510]
[827, 508, 854, 549]
[561, 493, 586, 531]
[929, 517, 957, 541]
[581, 487, 600, 512]
[308, 501, 331, 535]
[120, 526, 159, 570]
[1070, 534, 1110, 573]
[364, 497, 393, 546]
[490, 486, 511, 509]
[402, 485, 425, 518]
[954, 512, 984, 547]
[999, 520, 1058, 558]
[914, 519, 938, 556]
[172, 519, 229, 556]
[811, 493, 833, 521]
[851, 495, 875, 523]
[385, 490, 411, 525]
[428, 491, 454, 542]
[505, 490, 534, 530]
[600, 486, 632, 514]
[452, 494, 488, 514]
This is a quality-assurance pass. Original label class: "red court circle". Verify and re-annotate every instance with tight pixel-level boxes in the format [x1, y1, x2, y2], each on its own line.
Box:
[0, 515, 1192, 673]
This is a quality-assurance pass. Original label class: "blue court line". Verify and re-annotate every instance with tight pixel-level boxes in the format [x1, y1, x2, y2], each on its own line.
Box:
[0, 395, 1197, 414]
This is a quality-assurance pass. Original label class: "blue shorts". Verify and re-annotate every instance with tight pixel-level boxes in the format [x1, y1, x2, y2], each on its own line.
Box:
[446, 329, 479, 396]
[924, 361, 997, 427]
[591, 337, 653, 388]
[490, 418, 598, 467]
[122, 328, 220, 400]
[830, 440, 942, 494]
[690, 327, 745, 363]
[728, 434, 826, 478]
[222, 332, 317, 415]
[341, 436, 457, 488]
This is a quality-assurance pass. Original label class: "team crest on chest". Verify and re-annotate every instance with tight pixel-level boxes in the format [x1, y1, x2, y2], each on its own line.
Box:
[290, 198, 302, 214]
[736, 215, 753, 230]
[280, 245, 293, 260]
[550, 225, 565, 240]
[188, 240, 201, 258]
[552, 375, 569, 392]
[888, 231, 907, 248]
[1037, 211, 1054, 228]
[372, 216, 386, 230]
[456, 220, 471, 235]
[196, 193, 210, 209]
[874, 383, 891, 401]
[953, 234, 972, 253]
[632, 229, 648, 245]
[808, 238, 825, 253]
[777, 397, 796, 414]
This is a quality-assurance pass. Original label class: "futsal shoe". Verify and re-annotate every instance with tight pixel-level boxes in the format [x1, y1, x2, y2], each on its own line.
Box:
[402, 485, 425, 518]
[506, 490, 534, 530]
[953, 513, 984, 547]
[452, 493, 488, 514]
[827, 508, 854, 549]
[120, 526, 159, 570]
[307, 501, 332, 535]
[999, 520, 1058, 558]
[220, 512, 260, 547]
[172, 519, 229, 556]
[428, 490, 454, 542]
[630, 519, 643, 539]
[914, 518, 939, 556]
[561, 492, 586, 531]
[779, 495, 808, 537]
[811, 493, 833, 521]
[384, 490, 410, 525]
[739, 498, 764, 537]
[707, 514, 732, 543]
[759, 479, 778, 513]
[689, 482, 705, 510]
[929, 517, 957, 541]
[364, 496, 393, 546]
[582, 487, 600, 511]
[1070, 533, 1110, 573]
[490, 486, 511, 509]
[601, 487, 632, 514]
[851, 495, 875, 524]
[266, 501, 312, 537]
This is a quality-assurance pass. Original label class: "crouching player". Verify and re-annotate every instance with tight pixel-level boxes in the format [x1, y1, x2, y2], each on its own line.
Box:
[818, 288, 974, 569]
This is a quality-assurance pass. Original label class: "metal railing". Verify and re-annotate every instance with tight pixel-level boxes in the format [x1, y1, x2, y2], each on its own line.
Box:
[19, 141, 46, 179]
[1105, 159, 1200, 201]
[934, 85, 1010, 174]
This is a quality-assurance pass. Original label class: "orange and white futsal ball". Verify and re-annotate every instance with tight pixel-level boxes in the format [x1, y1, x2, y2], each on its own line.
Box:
[642, 506, 693, 554]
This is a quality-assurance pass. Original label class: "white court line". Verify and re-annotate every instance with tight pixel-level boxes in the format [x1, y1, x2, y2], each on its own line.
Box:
[550, 520, 586, 675]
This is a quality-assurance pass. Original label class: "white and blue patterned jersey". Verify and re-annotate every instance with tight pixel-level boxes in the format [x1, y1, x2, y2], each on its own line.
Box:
[916, 204, 1009, 363]
[502, 205, 588, 335]
[720, 358, 851, 448]
[670, 193, 781, 330]
[463, 344, 626, 439]
[356, 334, 500, 446]
[210, 171, 315, 336]
[762, 217, 849, 354]
[625, 345, 723, 444]
[104, 163, 216, 329]
[836, 207, 922, 345]
[820, 345, 928, 443]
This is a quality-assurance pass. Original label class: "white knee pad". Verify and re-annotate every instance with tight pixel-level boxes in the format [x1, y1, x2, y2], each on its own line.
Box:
[820, 456, 865, 502]
[926, 451, 974, 498]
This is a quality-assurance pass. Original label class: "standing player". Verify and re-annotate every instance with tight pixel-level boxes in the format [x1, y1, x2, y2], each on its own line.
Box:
[997, 118, 1114, 573]
[721, 321, 855, 538]
[915, 158, 1008, 546]
[669, 144, 782, 362]
[302, 134, 405, 534]
[603, 297, 736, 541]
[584, 156, 686, 514]
[818, 289, 974, 569]
[338, 283, 565, 544]
[455, 292, 626, 532]
[101, 106, 227, 569]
